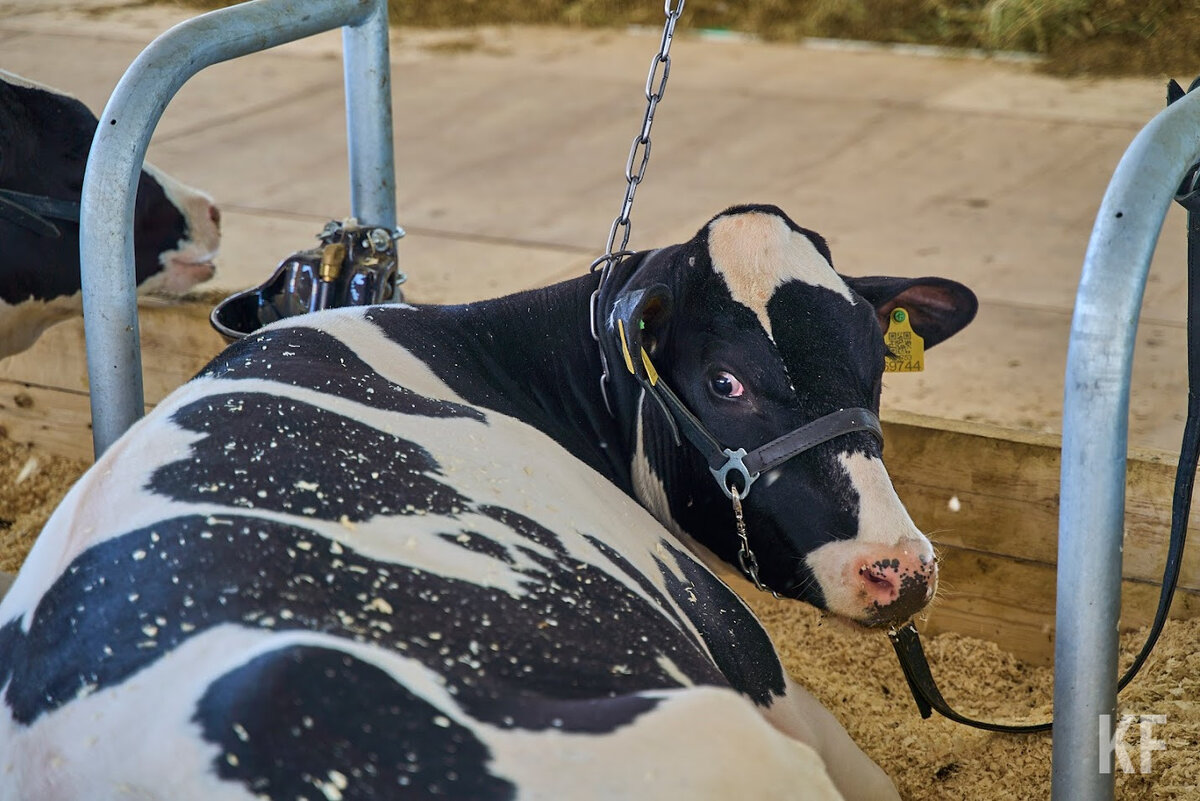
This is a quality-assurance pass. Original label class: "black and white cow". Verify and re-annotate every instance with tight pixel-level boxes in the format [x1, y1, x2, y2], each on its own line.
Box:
[0, 71, 221, 359]
[0, 205, 975, 800]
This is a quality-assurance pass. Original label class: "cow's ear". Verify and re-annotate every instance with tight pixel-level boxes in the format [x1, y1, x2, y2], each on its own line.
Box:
[844, 275, 978, 349]
[609, 282, 672, 381]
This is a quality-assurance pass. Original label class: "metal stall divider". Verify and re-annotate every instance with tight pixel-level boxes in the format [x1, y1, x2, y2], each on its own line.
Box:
[80, 0, 396, 457]
[1056, 87, 1200, 798]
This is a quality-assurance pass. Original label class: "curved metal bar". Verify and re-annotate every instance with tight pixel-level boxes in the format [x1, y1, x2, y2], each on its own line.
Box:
[1055, 87, 1200, 798]
[80, 0, 393, 456]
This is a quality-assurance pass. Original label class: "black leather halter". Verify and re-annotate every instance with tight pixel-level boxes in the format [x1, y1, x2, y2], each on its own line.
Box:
[0, 188, 81, 239]
[596, 248, 883, 500]
[635, 367, 882, 499]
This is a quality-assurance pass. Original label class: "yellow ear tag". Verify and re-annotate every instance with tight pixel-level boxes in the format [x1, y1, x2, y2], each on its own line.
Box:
[884, 308, 924, 373]
[617, 320, 637, 375]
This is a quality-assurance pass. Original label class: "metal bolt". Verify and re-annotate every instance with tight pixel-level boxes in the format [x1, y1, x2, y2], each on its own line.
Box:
[367, 227, 392, 252]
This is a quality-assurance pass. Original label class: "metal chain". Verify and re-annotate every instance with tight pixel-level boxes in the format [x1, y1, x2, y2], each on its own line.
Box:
[589, 1, 686, 412]
[581, 4, 775, 602]
[594, 0, 685, 273]
[731, 486, 779, 597]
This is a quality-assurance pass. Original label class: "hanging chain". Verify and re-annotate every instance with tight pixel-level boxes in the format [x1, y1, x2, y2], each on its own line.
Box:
[731, 485, 778, 597]
[589, 1, 686, 412]
[581, 4, 775, 600]
[593, 0, 685, 275]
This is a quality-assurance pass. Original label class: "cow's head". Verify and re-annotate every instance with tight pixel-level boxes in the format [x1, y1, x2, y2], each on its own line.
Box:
[0, 71, 220, 314]
[602, 204, 976, 628]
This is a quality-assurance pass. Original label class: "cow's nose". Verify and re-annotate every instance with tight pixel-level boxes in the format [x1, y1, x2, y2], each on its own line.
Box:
[209, 203, 221, 230]
[857, 553, 937, 626]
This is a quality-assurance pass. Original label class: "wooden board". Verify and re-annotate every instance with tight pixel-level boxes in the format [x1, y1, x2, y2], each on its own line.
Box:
[884, 412, 1200, 664]
[0, 298, 228, 462]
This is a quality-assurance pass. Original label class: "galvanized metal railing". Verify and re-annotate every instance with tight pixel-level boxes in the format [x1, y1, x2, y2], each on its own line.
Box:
[80, 0, 395, 456]
[1055, 87, 1200, 798]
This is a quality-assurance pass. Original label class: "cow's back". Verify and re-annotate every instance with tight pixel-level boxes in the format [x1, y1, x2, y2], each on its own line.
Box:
[0, 306, 841, 800]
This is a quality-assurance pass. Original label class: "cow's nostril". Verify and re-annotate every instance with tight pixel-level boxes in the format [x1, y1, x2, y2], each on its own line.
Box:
[209, 204, 221, 229]
[860, 566, 893, 589]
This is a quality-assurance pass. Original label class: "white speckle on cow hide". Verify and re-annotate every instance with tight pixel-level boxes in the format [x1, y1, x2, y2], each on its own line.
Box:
[706, 210, 853, 341]
[654, 654, 695, 687]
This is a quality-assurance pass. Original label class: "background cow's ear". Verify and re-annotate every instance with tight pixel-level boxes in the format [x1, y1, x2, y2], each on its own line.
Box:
[609, 282, 672, 380]
[844, 276, 978, 348]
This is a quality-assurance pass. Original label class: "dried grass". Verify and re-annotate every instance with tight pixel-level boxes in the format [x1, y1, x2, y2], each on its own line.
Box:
[0, 438, 86, 574]
[175, 0, 1200, 77]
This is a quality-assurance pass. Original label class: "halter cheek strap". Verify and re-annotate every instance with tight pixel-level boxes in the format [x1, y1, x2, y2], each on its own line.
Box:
[614, 328, 883, 499]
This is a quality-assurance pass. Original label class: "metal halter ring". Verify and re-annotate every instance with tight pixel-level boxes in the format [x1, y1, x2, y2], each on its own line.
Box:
[711, 447, 760, 500]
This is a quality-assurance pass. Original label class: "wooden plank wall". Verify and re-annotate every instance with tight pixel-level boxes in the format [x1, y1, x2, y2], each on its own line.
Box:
[0, 303, 1194, 665]
[884, 412, 1200, 665]
[0, 298, 227, 461]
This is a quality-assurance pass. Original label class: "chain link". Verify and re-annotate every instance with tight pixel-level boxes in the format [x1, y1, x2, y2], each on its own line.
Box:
[732, 486, 779, 597]
[582, 4, 776, 600]
[589, 1, 685, 411]
[599, 0, 683, 267]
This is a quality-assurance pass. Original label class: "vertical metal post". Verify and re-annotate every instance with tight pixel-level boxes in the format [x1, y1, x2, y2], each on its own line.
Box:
[80, 0, 392, 457]
[1054, 89, 1200, 798]
[342, 0, 396, 231]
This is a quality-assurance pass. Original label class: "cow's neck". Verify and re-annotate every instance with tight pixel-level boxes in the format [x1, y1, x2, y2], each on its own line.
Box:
[422, 273, 638, 493]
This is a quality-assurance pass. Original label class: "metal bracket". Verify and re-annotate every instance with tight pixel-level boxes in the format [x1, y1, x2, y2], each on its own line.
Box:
[710, 447, 760, 500]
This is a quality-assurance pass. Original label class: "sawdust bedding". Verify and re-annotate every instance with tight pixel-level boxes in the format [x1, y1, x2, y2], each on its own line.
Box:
[0, 435, 1195, 799]
[0, 436, 88, 574]
[749, 595, 1199, 799]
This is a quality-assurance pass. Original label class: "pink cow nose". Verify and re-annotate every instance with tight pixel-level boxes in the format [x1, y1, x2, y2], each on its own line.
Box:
[857, 552, 937, 626]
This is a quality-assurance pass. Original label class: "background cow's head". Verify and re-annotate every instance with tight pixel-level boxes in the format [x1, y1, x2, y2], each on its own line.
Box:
[603, 204, 976, 628]
[0, 71, 221, 356]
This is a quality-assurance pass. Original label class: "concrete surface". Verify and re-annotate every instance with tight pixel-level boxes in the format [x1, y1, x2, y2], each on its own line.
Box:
[0, 1, 1193, 451]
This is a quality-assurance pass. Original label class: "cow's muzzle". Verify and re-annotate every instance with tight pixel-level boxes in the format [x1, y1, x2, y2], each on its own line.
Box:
[806, 537, 938, 627]
[858, 553, 938, 627]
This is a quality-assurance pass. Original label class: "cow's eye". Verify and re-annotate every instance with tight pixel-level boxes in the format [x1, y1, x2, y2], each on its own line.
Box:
[710, 371, 744, 398]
